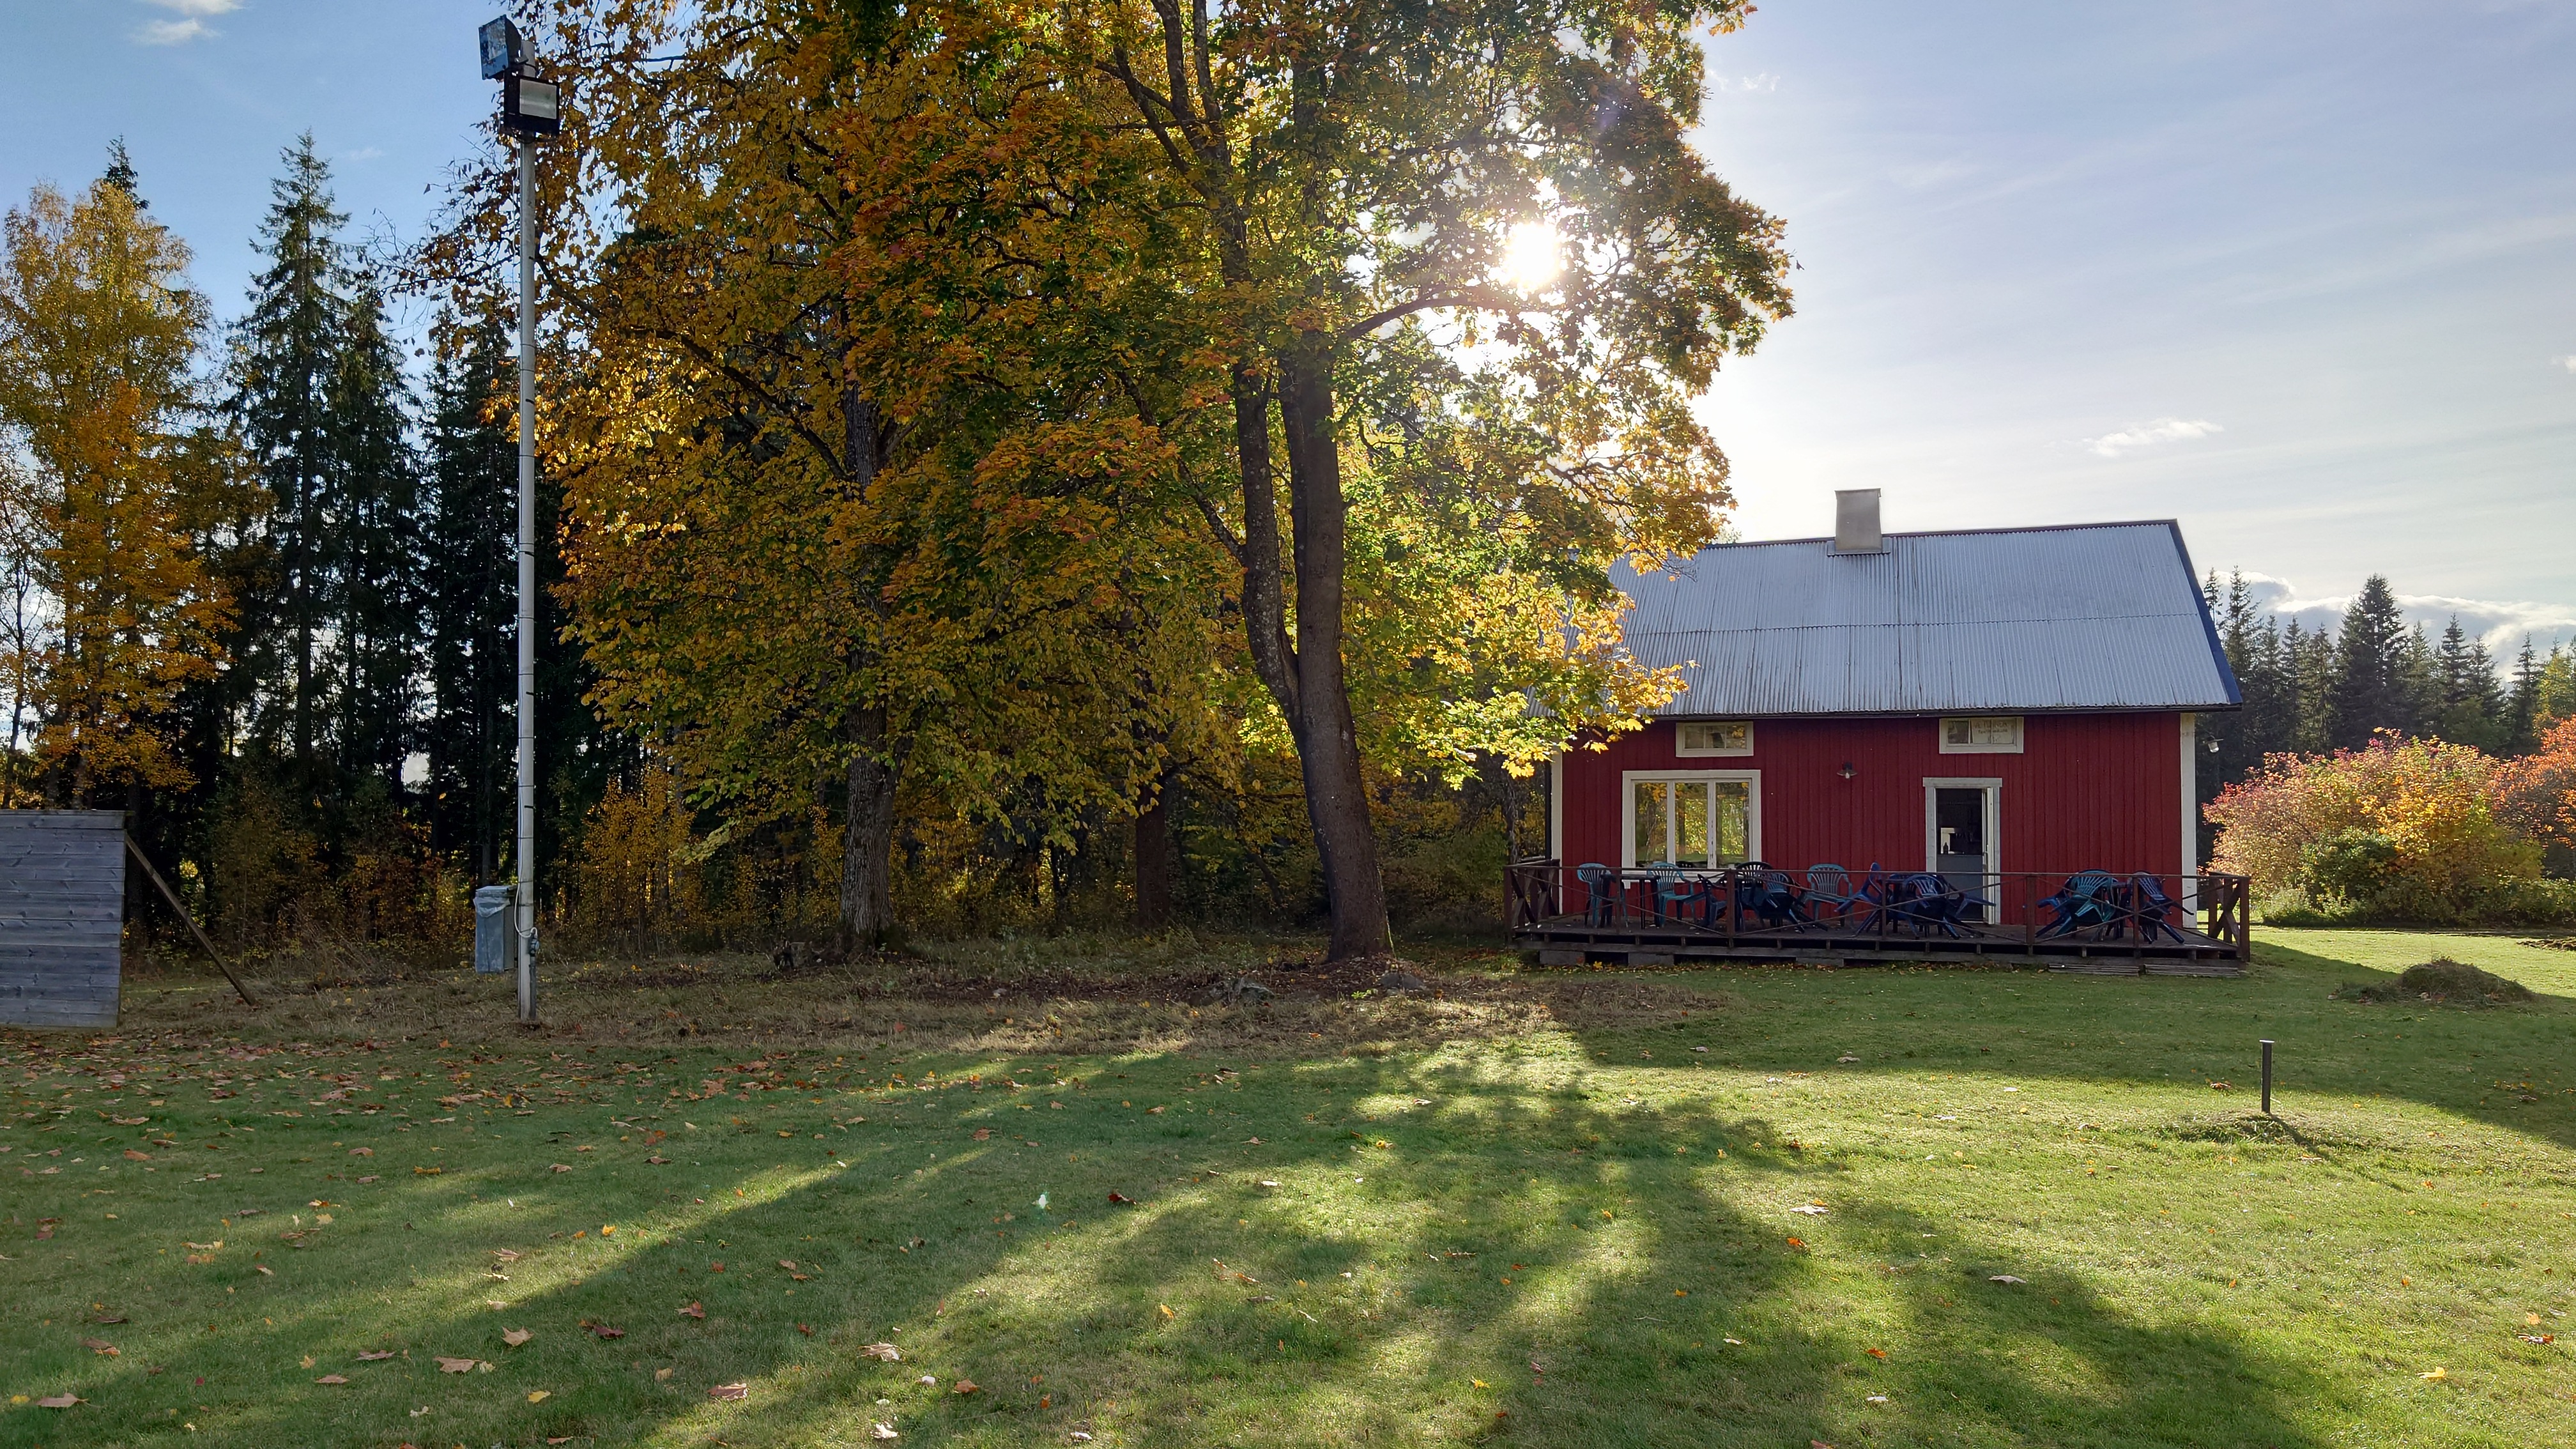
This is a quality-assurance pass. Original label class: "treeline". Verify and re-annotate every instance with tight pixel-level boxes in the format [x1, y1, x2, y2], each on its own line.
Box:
[6, 3, 1793, 960]
[2199, 569, 2575, 851]
[0, 138, 616, 947]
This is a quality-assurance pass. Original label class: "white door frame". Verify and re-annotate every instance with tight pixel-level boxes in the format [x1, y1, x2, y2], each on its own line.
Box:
[1922, 776, 2002, 878]
[1620, 769, 1761, 869]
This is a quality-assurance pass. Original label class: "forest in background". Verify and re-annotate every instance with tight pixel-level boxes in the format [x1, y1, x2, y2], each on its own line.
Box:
[3, 3, 2572, 968]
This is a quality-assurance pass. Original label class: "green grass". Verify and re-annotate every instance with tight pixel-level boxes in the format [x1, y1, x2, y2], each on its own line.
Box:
[4, 927, 2572, 1448]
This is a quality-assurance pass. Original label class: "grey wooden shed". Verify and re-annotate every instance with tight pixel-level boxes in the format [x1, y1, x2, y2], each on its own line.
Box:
[0, 809, 126, 1028]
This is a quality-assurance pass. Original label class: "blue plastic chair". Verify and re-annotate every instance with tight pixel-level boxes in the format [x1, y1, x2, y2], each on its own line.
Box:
[2039, 871, 2122, 939]
[1804, 864, 1864, 927]
[2123, 873, 2184, 943]
[1574, 862, 1617, 926]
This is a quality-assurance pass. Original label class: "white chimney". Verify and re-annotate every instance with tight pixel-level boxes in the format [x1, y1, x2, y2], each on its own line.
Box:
[1832, 488, 1885, 555]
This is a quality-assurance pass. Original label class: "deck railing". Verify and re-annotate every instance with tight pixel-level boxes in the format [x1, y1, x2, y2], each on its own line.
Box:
[1506, 858, 2253, 960]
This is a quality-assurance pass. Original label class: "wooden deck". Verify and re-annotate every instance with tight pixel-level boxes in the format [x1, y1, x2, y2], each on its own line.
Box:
[1508, 862, 2253, 976]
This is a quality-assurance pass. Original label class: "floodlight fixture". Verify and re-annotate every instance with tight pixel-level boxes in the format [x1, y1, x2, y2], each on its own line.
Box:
[503, 75, 562, 137]
[480, 16, 525, 79]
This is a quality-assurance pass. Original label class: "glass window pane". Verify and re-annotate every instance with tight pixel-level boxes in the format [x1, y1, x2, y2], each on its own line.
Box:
[1634, 781, 1669, 864]
[1675, 782, 1710, 867]
[1714, 781, 1749, 863]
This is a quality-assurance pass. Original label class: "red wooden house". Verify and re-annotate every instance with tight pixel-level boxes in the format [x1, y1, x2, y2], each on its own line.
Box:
[1514, 491, 2252, 968]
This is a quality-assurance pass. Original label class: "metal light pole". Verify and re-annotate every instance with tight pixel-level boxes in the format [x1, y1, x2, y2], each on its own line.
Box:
[512, 135, 538, 1023]
[482, 17, 560, 1023]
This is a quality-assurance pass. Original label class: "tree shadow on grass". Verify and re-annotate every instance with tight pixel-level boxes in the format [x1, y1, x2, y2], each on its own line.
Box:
[3, 1033, 2353, 1449]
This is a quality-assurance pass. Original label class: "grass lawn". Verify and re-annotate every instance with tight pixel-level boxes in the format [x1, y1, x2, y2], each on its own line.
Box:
[3, 926, 2572, 1448]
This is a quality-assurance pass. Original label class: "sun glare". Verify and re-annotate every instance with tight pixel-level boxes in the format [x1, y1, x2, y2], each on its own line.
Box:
[1496, 221, 1563, 293]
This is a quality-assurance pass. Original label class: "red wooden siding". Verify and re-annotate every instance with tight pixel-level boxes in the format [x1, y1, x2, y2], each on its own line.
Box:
[1558, 714, 2184, 877]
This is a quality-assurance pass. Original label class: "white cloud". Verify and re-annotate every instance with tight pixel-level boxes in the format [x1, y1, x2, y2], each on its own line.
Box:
[2084, 416, 2223, 458]
[340, 146, 385, 164]
[134, 0, 236, 45]
[2556, 355, 2576, 374]
[135, 17, 211, 44]
[1715, 73, 1779, 94]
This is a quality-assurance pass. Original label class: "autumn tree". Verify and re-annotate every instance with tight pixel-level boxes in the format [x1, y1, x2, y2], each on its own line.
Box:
[421, 1, 1227, 947]
[1066, 0, 1794, 956]
[0, 178, 236, 804]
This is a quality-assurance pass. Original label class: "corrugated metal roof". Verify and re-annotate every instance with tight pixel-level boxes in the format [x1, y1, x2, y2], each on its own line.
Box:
[1614, 521, 2241, 717]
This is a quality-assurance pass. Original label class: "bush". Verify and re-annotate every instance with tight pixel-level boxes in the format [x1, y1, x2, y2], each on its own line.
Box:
[2209, 733, 2542, 919]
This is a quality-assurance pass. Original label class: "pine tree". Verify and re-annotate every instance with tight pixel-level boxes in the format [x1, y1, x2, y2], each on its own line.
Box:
[2430, 617, 2503, 751]
[420, 312, 518, 882]
[2329, 576, 2410, 746]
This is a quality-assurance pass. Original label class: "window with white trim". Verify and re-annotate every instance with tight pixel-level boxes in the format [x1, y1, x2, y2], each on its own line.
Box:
[1623, 772, 1758, 868]
[1939, 716, 2024, 754]
[1675, 720, 1753, 756]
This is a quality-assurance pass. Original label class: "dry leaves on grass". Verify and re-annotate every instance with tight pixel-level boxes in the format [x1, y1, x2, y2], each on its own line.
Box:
[709, 1382, 749, 1400]
[585, 1321, 626, 1340]
[79, 1337, 115, 1354]
[314, 1374, 348, 1385]
[502, 1328, 533, 1347]
[679, 1301, 705, 1319]
[952, 1379, 979, 1394]
[434, 1356, 480, 1374]
[357, 1350, 396, 1361]
[1989, 1275, 2027, 1285]
[860, 1342, 901, 1361]
[37, 1393, 80, 1409]
[872, 1424, 899, 1439]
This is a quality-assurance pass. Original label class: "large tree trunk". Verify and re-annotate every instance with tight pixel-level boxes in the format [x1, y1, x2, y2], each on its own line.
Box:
[1133, 767, 1176, 930]
[839, 703, 899, 950]
[1276, 333, 1390, 960]
[836, 385, 900, 952]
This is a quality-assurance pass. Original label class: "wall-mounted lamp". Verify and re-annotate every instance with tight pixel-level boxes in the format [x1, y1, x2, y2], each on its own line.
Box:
[1837, 762, 1856, 779]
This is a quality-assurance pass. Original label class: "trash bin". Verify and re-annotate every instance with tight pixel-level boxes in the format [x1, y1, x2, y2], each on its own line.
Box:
[473, 885, 514, 974]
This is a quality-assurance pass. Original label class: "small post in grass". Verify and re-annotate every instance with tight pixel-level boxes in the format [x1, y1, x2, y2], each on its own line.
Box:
[2260, 1038, 2274, 1116]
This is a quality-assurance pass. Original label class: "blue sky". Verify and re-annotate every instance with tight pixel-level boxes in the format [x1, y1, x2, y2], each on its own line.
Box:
[7, 1, 2573, 659]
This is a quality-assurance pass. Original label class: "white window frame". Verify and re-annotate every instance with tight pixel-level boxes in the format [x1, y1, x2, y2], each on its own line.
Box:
[1922, 777, 2002, 877]
[1674, 720, 1754, 757]
[1939, 716, 2025, 754]
[1620, 770, 1761, 870]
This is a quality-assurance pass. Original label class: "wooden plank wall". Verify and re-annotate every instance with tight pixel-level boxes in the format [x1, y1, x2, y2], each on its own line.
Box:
[0, 810, 125, 1029]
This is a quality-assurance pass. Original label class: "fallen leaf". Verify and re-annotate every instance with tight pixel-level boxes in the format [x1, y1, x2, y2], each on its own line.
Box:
[797, 1322, 813, 1335]
[916, 1374, 937, 1386]
[1790, 1204, 1827, 1215]
[872, 1424, 898, 1439]
[587, 1322, 626, 1340]
[1471, 1378, 1490, 1388]
[778, 1259, 797, 1270]
[91, 1314, 126, 1325]
[680, 1301, 705, 1319]
[1988, 1275, 2027, 1285]
[1108, 1192, 1134, 1204]
[710, 1382, 749, 1400]
[256, 1264, 275, 1276]
[348, 1147, 372, 1157]
[655, 1367, 673, 1381]
[526, 1390, 549, 1403]
[124, 1149, 150, 1160]
[493, 1248, 523, 1263]
[952, 1379, 979, 1394]
[2421, 1367, 2448, 1381]
[973, 1129, 992, 1140]
[80, 1337, 114, 1353]
[1866, 1347, 1887, 1359]
[37, 1393, 80, 1409]
[357, 1350, 396, 1361]
[860, 1342, 901, 1361]
[2522, 1334, 2555, 1344]
[315, 1374, 348, 1385]
[436, 1356, 477, 1373]
[550, 1164, 573, 1173]
[502, 1329, 533, 1347]
[1158, 1303, 1175, 1319]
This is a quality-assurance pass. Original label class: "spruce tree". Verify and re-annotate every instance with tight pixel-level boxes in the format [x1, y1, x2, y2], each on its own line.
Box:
[2328, 575, 2410, 746]
[228, 135, 348, 773]
[323, 277, 422, 788]
[2506, 636, 2543, 753]
[420, 312, 517, 882]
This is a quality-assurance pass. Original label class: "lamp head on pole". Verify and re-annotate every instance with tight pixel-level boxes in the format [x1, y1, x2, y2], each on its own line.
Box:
[478, 17, 525, 79]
